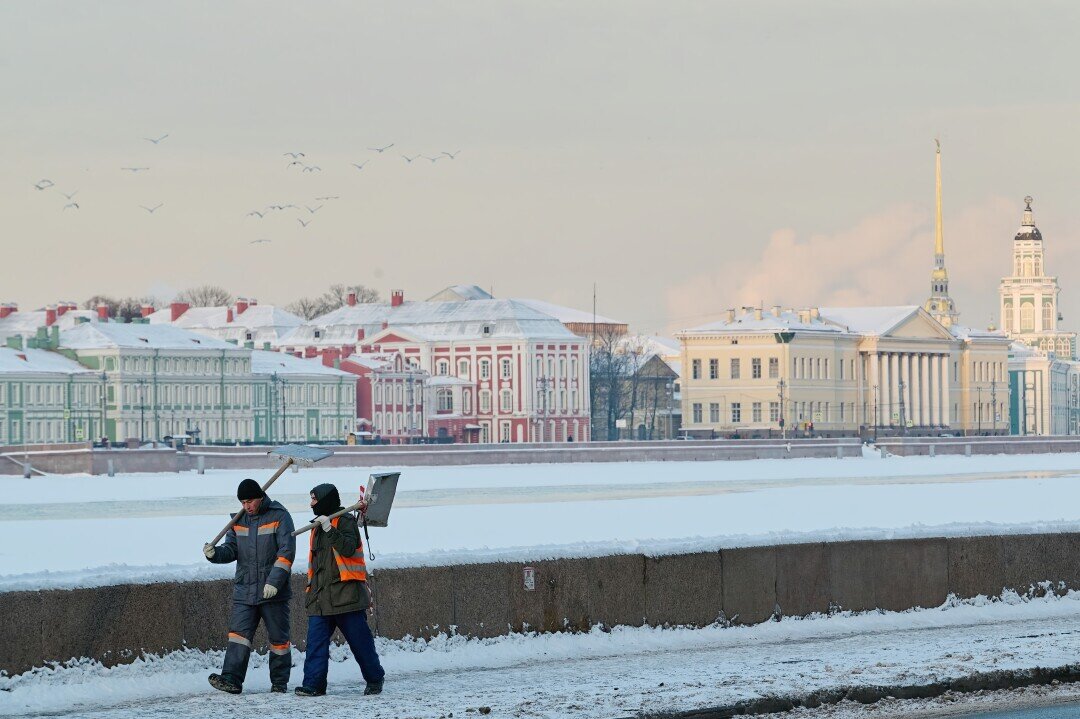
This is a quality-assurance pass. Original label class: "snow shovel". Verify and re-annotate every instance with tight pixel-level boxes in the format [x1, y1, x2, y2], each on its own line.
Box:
[293, 472, 400, 559]
[206, 443, 334, 547]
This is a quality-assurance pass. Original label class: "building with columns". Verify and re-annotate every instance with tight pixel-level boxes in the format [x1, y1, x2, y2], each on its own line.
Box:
[999, 197, 1076, 358]
[676, 305, 1009, 437]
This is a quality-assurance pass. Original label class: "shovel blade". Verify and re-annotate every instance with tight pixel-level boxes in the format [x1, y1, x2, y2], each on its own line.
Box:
[267, 443, 334, 466]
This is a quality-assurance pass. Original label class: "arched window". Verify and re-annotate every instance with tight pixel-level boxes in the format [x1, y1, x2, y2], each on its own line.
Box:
[437, 388, 453, 412]
[500, 389, 513, 412]
[457, 359, 469, 378]
[1043, 303, 1054, 329]
[1021, 302, 1035, 331]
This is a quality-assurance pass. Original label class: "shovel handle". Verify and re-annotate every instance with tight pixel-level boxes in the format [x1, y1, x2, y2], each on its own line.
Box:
[292, 501, 363, 536]
[206, 457, 294, 547]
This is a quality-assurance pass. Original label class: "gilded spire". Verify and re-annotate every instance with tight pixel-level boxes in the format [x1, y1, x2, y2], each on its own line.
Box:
[934, 139, 944, 259]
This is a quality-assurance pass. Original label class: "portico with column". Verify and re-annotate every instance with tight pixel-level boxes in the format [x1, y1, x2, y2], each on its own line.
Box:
[859, 342, 956, 429]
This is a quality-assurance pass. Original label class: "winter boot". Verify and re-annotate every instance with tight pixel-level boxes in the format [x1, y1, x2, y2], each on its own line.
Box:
[208, 673, 242, 694]
[364, 680, 384, 695]
[295, 686, 325, 697]
[270, 684, 287, 693]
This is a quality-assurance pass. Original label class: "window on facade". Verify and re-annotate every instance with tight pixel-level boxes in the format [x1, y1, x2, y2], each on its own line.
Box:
[500, 422, 511, 442]
[731, 402, 741, 423]
[500, 390, 512, 412]
[751, 358, 761, 379]
[500, 359, 512, 379]
[709, 359, 719, 380]
[709, 403, 720, 423]
[691, 359, 701, 380]
[769, 401, 780, 422]
[730, 358, 740, 379]
[480, 390, 491, 413]
[824, 359, 829, 379]
[1044, 303, 1054, 329]
[768, 357, 779, 379]
[840, 403, 846, 421]
[479, 360, 491, 379]
[437, 360, 449, 376]
[437, 388, 453, 412]
[463, 390, 472, 414]
[692, 402, 702, 423]
[1021, 302, 1035, 331]
[752, 402, 762, 422]
[458, 359, 469, 378]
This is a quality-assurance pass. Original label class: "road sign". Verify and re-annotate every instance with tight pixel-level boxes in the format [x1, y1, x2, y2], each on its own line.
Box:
[523, 566, 536, 591]
[812, 412, 823, 423]
[891, 412, 900, 422]
[74, 428, 84, 440]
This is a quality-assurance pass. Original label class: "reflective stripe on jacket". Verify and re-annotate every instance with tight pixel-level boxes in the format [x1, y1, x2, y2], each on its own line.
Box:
[208, 497, 296, 605]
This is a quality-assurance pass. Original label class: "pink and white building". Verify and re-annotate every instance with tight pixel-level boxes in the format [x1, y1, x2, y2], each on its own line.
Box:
[278, 287, 591, 443]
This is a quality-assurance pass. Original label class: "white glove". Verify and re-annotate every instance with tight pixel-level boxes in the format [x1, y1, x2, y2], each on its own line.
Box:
[315, 515, 333, 532]
[262, 583, 278, 600]
[203, 543, 215, 560]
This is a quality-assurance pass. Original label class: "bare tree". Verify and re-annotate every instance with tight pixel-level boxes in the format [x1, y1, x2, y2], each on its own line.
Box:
[287, 284, 380, 320]
[175, 284, 233, 307]
[589, 325, 636, 440]
[81, 294, 157, 321]
[285, 296, 324, 321]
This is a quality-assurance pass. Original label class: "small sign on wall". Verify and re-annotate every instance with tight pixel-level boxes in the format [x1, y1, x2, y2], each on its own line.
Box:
[523, 566, 536, 591]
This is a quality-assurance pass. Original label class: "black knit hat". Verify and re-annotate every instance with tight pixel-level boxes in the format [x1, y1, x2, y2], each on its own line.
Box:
[237, 478, 264, 501]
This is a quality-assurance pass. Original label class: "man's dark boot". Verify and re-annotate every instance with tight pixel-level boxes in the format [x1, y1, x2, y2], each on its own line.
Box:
[364, 680, 384, 695]
[295, 686, 325, 697]
[270, 684, 287, 693]
[208, 673, 242, 694]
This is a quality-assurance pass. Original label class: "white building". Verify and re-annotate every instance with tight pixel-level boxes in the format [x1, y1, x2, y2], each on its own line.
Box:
[147, 298, 303, 347]
[0, 343, 101, 445]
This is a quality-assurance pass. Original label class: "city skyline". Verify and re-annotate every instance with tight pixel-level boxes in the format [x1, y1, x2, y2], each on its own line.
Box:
[5, 2, 1080, 335]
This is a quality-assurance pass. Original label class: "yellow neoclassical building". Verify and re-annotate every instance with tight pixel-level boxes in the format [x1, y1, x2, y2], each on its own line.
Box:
[676, 306, 1010, 437]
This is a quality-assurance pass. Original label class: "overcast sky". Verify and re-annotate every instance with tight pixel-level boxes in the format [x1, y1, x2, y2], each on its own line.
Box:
[3, 1, 1080, 334]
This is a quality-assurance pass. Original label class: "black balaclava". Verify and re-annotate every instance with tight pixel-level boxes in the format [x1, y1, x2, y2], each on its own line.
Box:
[310, 483, 341, 517]
[237, 478, 264, 501]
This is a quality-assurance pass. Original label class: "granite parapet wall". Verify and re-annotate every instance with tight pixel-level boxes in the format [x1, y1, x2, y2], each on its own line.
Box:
[4, 532, 1079, 676]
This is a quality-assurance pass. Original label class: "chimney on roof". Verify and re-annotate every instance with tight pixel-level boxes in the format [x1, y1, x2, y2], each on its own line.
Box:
[170, 302, 189, 322]
[226, 308, 234, 323]
[726, 309, 735, 323]
[798, 309, 810, 323]
[56, 303, 69, 317]
[45, 305, 57, 327]
[140, 303, 154, 318]
[263, 341, 272, 351]
[0, 303, 16, 319]
[322, 347, 339, 368]
[249, 298, 258, 307]
[381, 320, 388, 330]
[305, 346, 317, 358]
[6, 335, 23, 350]
[235, 298, 248, 315]
[341, 346, 354, 359]
[810, 307, 820, 319]
[754, 307, 763, 321]
[390, 290, 404, 308]
[294, 351, 303, 358]
[97, 303, 109, 322]
[771, 305, 781, 317]
[347, 291, 357, 307]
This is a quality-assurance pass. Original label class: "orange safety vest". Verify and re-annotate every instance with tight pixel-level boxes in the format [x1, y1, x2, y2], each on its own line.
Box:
[306, 516, 366, 592]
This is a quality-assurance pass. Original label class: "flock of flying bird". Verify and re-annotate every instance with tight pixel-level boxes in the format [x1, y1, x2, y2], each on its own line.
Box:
[243, 144, 463, 245]
[31, 136, 463, 246]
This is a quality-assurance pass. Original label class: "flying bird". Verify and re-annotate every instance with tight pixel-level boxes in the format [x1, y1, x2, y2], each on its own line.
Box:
[143, 134, 169, 144]
[297, 218, 310, 228]
[402, 154, 420, 163]
[33, 179, 54, 191]
[63, 202, 79, 210]
[425, 155, 443, 163]
[442, 151, 461, 159]
[314, 196, 339, 201]
[287, 160, 304, 169]
[368, 143, 394, 153]
[305, 205, 323, 214]
[61, 190, 78, 200]
[301, 165, 322, 173]
[250, 239, 272, 244]
[283, 152, 305, 158]
[121, 167, 149, 172]
[247, 210, 265, 218]
[351, 161, 368, 170]
[140, 203, 164, 214]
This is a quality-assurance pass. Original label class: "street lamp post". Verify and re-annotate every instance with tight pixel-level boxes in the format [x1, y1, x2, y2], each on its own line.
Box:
[535, 376, 552, 442]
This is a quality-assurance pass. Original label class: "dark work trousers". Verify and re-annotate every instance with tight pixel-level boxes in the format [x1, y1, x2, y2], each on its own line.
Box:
[301, 610, 385, 692]
[221, 600, 292, 687]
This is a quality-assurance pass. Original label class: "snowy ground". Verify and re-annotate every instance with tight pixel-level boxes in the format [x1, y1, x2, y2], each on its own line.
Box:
[6, 452, 1080, 590]
[4, 590, 1080, 718]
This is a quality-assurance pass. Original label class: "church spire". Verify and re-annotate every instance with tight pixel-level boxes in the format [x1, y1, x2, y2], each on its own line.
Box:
[924, 139, 959, 328]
